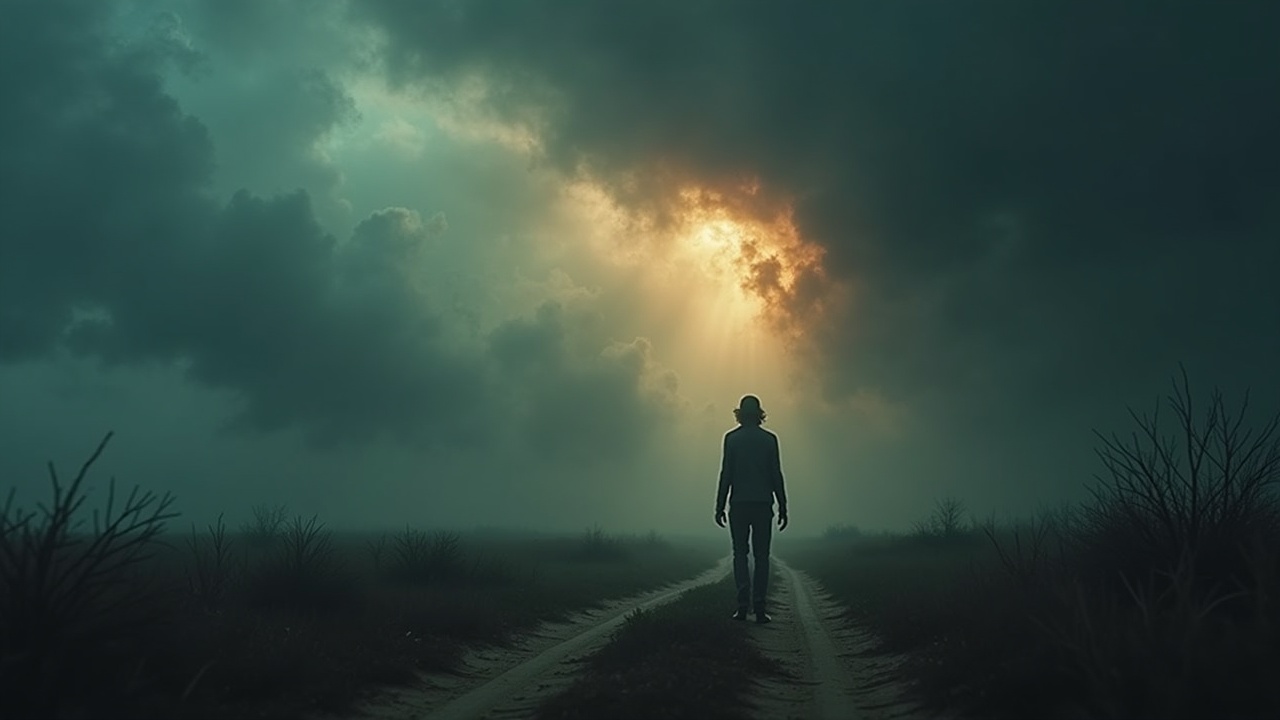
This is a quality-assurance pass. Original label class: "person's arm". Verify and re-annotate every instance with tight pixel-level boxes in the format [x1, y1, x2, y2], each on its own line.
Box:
[773, 434, 789, 520]
[715, 434, 733, 515]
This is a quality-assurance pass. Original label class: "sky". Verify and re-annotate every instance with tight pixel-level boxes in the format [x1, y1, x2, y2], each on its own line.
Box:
[2, 0, 1278, 535]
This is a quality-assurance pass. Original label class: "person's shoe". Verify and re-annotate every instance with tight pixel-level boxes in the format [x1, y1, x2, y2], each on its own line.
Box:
[731, 609, 749, 621]
[754, 611, 772, 624]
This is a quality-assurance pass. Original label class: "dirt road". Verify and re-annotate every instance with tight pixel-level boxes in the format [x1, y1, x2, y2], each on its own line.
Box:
[746, 559, 931, 720]
[341, 556, 932, 720]
[343, 558, 731, 720]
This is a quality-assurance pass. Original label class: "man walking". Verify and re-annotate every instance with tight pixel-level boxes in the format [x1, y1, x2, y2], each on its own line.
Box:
[715, 394, 789, 623]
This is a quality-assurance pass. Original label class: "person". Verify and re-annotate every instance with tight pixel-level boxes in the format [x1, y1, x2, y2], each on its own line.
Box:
[715, 394, 789, 623]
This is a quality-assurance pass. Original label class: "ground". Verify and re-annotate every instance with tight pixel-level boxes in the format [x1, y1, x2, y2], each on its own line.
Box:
[335, 557, 934, 720]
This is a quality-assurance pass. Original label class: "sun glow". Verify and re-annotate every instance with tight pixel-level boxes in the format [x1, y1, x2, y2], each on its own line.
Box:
[681, 218, 760, 321]
[671, 186, 827, 338]
[561, 177, 832, 336]
[556, 176, 841, 422]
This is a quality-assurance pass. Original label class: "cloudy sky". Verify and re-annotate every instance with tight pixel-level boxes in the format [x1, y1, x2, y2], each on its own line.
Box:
[2, 0, 1277, 534]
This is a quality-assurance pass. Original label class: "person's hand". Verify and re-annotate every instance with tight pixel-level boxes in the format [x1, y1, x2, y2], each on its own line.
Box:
[715, 511, 727, 528]
[777, 511, 789, 532]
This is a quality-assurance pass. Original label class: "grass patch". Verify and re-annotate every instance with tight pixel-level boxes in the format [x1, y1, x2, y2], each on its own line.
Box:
[789, 370, 1280, 719]
[536, 576, 781, 720]
[135, 533, 719, 720]
[572, 524, 630, 561]
[385, 527, 466, 585]
[788, 534, 1049, 717]
[1, 435, 723, 720]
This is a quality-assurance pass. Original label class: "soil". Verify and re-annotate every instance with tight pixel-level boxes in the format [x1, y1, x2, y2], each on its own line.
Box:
[337, 559, 731, 720]
[745, 560, 941, 720]
[334, 557, 941, 720]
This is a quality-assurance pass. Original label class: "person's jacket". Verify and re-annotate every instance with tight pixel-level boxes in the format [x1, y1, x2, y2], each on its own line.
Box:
[715, 424, 788, 513]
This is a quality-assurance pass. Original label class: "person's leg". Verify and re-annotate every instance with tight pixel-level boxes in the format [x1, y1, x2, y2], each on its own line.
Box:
[728, 506, 751, 612]
[751, 504, 774, 614]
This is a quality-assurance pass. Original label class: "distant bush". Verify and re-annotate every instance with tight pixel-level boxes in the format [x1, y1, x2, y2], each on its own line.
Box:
[247, 514, 356, 613]
[0, 432, 178, 719]
[642, 529, 669, 549]
[366, 532, 388, 572]
[186, 513, 239, 606]
[910, 496, 979, 545]
[822, 522, 864, 540]
[241, 503, 289, 548]
[574, 524, 629, 561]
[387, 528, 466, 584]
[467, 552, 521, 587]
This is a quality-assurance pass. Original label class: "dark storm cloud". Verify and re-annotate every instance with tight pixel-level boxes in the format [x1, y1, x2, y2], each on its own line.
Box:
[0, 0, 474, 446]
[1, 0, 213, 361]
[194, 68, 357, 198]
[357, 0, 1280, 427]
[490, 302, 681, 467]
[137, 1, 363, 209]
[0, 0, 676, 464]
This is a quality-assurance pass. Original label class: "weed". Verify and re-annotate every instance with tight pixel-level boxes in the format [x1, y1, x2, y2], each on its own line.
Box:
[793, 370, 1280, 718]
[241, 503, 288, 548]
[822, 522, 863, 540]
[186, 513, 238, 606]
[247, 514, 356, 614]
[387, 528, 465, 584]
[910, 496, 978, 544]
[0, 432, 178, 719]
[574, 524, 629, 561]
[366, 532, 388, 573]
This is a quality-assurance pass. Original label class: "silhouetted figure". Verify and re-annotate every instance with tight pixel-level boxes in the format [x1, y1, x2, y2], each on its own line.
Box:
[715, 394, 789, 624]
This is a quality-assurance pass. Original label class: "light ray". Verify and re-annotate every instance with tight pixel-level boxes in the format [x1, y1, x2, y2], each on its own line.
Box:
[559, 177, 835, 415]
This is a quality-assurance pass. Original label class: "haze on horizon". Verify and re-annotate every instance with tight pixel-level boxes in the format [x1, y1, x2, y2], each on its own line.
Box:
[2, 0, 1278, 536]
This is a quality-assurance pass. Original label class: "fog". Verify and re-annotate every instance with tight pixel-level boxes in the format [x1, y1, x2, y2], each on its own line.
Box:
[3, 0, 1278, 535]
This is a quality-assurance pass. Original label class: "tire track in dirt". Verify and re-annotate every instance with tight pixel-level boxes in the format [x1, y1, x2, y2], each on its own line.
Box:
[338, 558, 731, 720]
[746, 559, 935, 720]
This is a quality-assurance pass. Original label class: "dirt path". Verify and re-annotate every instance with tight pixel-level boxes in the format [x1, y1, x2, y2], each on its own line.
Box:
[338, 558, 731, 720]
[746, 559, 935, 720]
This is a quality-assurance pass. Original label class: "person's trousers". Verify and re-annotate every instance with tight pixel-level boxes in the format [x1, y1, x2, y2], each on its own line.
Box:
[729, 502, 773, 612]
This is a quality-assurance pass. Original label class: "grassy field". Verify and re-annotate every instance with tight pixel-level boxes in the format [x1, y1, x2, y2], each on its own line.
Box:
[787, 531, 1060, 717]
[791, 517, 1280, 718]
[536, 575, 782, 720]
[788, 377, 1280, 719]
[0, 436, 723, 720]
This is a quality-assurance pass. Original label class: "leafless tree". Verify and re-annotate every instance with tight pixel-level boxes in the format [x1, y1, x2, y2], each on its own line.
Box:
[0, 432, 177, 718]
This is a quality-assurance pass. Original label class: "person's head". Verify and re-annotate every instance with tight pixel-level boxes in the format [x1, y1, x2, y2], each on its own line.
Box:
[733, 394, 766, 426]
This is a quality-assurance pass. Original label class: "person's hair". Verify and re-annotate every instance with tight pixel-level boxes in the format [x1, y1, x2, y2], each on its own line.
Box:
[734, 407, 766, 425]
